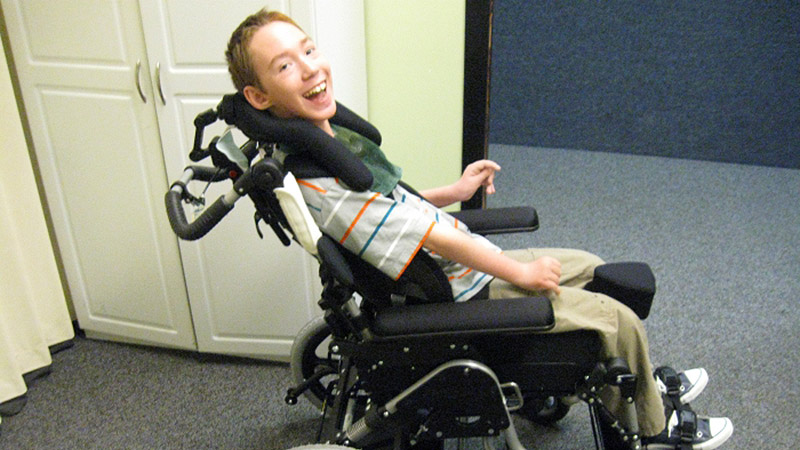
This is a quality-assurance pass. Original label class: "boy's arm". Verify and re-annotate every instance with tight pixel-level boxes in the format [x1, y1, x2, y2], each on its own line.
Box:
[424, 223, 562, 294]
[421, 160, 501, 208]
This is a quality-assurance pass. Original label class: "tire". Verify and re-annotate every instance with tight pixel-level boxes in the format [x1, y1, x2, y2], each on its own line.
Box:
[517, 396, 571, 425]
[290, 316, 338, 409]
[286, 445, 356, 450]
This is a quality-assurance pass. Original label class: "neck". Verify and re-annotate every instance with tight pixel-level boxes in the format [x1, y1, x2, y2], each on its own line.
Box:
[316, 120, 334, 137]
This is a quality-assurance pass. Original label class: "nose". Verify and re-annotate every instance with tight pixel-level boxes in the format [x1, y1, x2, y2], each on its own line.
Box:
[299, 56, 318, 80]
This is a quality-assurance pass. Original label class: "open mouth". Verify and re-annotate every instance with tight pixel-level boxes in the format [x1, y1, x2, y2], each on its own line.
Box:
[303, 81, 327, 99]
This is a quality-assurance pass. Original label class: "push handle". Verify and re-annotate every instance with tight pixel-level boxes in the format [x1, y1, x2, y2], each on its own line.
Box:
[165, 190, 234, 241]
[165, 168, 238, 241]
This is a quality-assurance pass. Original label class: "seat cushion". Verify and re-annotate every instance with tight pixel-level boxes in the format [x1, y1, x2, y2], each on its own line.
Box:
[371, 296, 554, 337]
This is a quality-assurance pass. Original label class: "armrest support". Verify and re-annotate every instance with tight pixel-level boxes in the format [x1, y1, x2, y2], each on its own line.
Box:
[396, 180, 538, 235]
[450, 206, 539, 235]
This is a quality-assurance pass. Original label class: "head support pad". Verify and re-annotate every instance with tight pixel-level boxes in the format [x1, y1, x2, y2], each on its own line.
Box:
[216, 92, 376, 191]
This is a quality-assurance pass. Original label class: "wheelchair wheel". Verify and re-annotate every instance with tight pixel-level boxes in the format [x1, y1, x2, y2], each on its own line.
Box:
[286, 445, 356, 450]
[517, 396, 571, 425]
[290, 316, 338, 409]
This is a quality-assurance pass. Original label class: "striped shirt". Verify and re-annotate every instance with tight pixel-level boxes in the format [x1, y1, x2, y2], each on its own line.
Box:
[297, 178, 500, 301]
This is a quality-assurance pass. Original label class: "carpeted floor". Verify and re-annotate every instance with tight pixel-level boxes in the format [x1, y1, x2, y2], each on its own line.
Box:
[2, 146, 798, 449]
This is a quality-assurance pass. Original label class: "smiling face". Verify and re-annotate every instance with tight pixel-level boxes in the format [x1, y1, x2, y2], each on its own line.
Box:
[242, 21, 336, 134]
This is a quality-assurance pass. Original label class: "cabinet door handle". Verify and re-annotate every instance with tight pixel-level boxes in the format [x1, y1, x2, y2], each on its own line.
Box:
[135, 60, 147, 103]
[155, 62, 166, 105]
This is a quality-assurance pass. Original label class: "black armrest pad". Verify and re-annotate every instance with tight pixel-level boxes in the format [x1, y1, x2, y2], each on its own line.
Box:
[451, 207, 539, 235]
[585, 262, 656, 320]
[372, 296, 554, 337]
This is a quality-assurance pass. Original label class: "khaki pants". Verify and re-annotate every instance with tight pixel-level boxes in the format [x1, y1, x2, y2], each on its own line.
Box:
[488, 248, 666, 436]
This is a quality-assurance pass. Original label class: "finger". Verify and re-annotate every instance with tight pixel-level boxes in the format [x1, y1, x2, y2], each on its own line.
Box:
[474, 160, 502, 173]
[541, 278, 561, 295]
[479, 159, 501, 171]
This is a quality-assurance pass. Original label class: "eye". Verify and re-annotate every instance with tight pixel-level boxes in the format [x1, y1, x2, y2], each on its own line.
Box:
[305, 46, 316, 56]
[278, 62, 290, 72]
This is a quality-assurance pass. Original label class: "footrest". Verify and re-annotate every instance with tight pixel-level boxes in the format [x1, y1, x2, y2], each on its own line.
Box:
[585, 262, 655, 319]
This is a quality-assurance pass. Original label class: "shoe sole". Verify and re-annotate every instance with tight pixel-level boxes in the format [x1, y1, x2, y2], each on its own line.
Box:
[644, 418, 733, 450]
[680, 369, 709, 404]
[695, 417, 734, 450]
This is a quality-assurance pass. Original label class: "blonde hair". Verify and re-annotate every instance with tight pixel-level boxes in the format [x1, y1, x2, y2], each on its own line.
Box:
[225, 9, 304, 92]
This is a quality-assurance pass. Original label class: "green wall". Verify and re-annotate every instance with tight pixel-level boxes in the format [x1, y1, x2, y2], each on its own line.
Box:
[364, 0, 464, 204]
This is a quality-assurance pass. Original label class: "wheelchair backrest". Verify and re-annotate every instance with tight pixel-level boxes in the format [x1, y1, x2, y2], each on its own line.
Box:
[214, 94, 456, 308]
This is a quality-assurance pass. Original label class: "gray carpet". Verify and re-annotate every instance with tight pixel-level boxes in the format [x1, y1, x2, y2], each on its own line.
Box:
[2, 146, 798, 449]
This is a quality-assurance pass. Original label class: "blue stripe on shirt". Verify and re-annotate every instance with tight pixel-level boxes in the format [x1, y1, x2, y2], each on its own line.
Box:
[359, 201, 398, 257]
[453, 273, 490, 301]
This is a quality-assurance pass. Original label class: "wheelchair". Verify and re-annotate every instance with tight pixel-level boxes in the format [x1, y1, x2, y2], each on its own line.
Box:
[165, 93, 658, 450]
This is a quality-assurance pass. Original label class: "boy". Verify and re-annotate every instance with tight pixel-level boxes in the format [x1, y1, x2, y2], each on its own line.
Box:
[226, 9, 733, 449]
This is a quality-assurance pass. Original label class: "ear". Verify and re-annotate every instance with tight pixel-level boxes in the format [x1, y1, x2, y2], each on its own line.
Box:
[242, 85, 272, 110]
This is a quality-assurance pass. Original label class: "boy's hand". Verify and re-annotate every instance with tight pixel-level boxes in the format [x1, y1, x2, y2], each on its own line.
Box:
[456, 160, 501, 200]
[514, 256, 562, 295]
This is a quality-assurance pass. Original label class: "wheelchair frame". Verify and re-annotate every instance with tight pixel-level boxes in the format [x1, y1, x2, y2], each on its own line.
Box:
[165, 101, 657, 450]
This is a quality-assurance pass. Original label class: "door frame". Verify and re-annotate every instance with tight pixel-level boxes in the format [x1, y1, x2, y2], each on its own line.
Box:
[462, 0, 493, 210]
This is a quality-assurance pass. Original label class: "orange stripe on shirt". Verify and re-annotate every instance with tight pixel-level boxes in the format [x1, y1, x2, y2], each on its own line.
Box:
[396, 221, 436, 280]
[340, 192, 381, 244]
[449, 268, 473, 281]
[297, 179, 327, 193]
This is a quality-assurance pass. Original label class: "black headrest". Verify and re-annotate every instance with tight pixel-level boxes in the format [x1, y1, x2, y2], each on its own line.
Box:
[216, 93, 377, 191]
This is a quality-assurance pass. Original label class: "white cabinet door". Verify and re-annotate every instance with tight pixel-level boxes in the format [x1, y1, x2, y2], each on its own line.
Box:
[4, 0, 367, 359]
[1, 0, 196, 349]
[138, 0, 368, 358]
[138, 0, 317, 358]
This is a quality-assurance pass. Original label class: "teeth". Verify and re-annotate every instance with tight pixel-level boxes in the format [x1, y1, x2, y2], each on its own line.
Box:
[304, 82, 327, 98]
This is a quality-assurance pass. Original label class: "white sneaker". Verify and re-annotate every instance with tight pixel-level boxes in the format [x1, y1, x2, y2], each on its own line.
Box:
[656, 367, 709, 404]
[643, 409, 734, 449]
